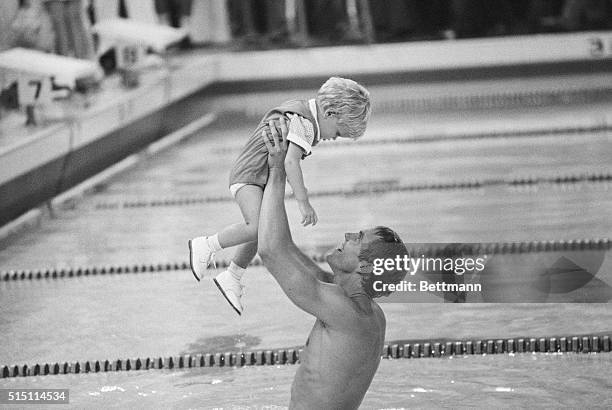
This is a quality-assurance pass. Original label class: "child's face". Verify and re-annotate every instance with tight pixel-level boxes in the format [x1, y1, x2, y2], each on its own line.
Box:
[319, 112, 346, 141]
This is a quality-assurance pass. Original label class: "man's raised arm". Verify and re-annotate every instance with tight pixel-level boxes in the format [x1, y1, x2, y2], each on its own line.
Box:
[257, 120, 348, 321]
[257, 118, 294, 253]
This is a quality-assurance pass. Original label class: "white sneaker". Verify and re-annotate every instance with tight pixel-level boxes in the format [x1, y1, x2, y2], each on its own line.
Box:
[213, 270, 244, 315]
[188, 236, 215, 281]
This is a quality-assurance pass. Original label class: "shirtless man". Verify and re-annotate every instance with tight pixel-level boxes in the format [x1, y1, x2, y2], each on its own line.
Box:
[258, 118, 410, 409]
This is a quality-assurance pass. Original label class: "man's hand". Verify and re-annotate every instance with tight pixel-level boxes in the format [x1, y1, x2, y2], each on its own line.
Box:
[262, 116, 288, 169]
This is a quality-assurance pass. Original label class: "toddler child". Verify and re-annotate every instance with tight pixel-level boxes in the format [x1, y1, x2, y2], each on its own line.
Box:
[189, 76, 371, 315]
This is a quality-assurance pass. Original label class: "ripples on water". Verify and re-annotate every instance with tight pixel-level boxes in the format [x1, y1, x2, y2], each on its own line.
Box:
[366, 353, 612, 409]
[2, 353, 610, 409]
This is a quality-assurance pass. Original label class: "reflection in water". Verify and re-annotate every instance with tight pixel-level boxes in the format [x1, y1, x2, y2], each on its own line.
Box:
[181, 334, 262, 356]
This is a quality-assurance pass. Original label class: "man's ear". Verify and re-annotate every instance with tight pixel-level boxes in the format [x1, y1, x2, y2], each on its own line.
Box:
[358, 261, 373, 274]
[325, 110, 337, 118]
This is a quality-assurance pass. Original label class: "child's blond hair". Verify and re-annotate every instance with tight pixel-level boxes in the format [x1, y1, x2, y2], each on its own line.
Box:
[317, 77, 371, 140]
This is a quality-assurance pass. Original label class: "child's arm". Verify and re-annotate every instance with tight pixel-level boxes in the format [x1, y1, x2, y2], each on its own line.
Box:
[284, 142, 318, 226]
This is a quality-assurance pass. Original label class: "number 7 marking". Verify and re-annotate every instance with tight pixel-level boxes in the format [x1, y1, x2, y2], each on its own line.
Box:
[28, 80, 42, 99]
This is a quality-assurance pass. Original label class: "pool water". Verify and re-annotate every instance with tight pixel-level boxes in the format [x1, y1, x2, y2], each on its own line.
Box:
[1, 353, 610, 409]
[1, 91, 611, 409]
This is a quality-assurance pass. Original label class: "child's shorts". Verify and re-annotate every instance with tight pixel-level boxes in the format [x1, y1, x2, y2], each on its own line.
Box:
[229, 183, 248, 198]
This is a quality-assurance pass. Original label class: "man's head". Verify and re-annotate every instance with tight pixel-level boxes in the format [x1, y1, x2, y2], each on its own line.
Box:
[326, 226, 409, 298]
[316, 77, 371, 141]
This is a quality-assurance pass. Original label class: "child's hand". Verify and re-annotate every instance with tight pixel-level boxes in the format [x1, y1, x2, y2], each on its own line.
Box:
[298, 199, 318, 226]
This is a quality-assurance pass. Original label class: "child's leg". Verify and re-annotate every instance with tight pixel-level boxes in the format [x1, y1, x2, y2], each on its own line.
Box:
[232, 240, 258, 269]
[216, 185, 263, 248]
[212, 185, 263, 315]
[190, 185, 262, 281]
[222, 240, 257, 291]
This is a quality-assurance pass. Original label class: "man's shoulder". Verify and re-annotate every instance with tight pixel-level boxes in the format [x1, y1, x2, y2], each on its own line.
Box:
[320, 286, 384, 326]
[372, 300, 386, 326]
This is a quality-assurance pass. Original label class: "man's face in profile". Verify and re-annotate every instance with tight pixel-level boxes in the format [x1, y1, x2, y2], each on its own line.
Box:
[326, 229, 377, 273]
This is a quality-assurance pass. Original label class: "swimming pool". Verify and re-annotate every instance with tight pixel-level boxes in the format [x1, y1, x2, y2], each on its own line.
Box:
[1, 84, 611, 407]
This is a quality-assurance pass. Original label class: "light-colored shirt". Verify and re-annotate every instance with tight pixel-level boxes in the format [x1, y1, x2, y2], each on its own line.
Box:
[229, 98, 319, 188]
[286, 99, 320, 157]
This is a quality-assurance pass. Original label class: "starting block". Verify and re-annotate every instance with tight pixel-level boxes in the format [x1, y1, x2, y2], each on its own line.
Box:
[93, 18, 187, 70]
[0, 48, 103, 125]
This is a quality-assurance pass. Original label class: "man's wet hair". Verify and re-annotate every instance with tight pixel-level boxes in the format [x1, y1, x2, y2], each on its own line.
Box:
[359, 226, 409, 298]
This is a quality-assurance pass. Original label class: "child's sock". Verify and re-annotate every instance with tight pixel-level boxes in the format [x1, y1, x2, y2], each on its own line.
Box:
[228, 261, 246, 282]
[206, 234, 223, 252]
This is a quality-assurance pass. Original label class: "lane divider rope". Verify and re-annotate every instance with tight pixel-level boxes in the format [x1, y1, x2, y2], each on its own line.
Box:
[2, 334, 610, 378]
[374, 87, 612, 114]
[212, 123, 612, 155]
[92, 172, 612, 210]
[232, 87, 612, 122]
[2, 238, 610, 282]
